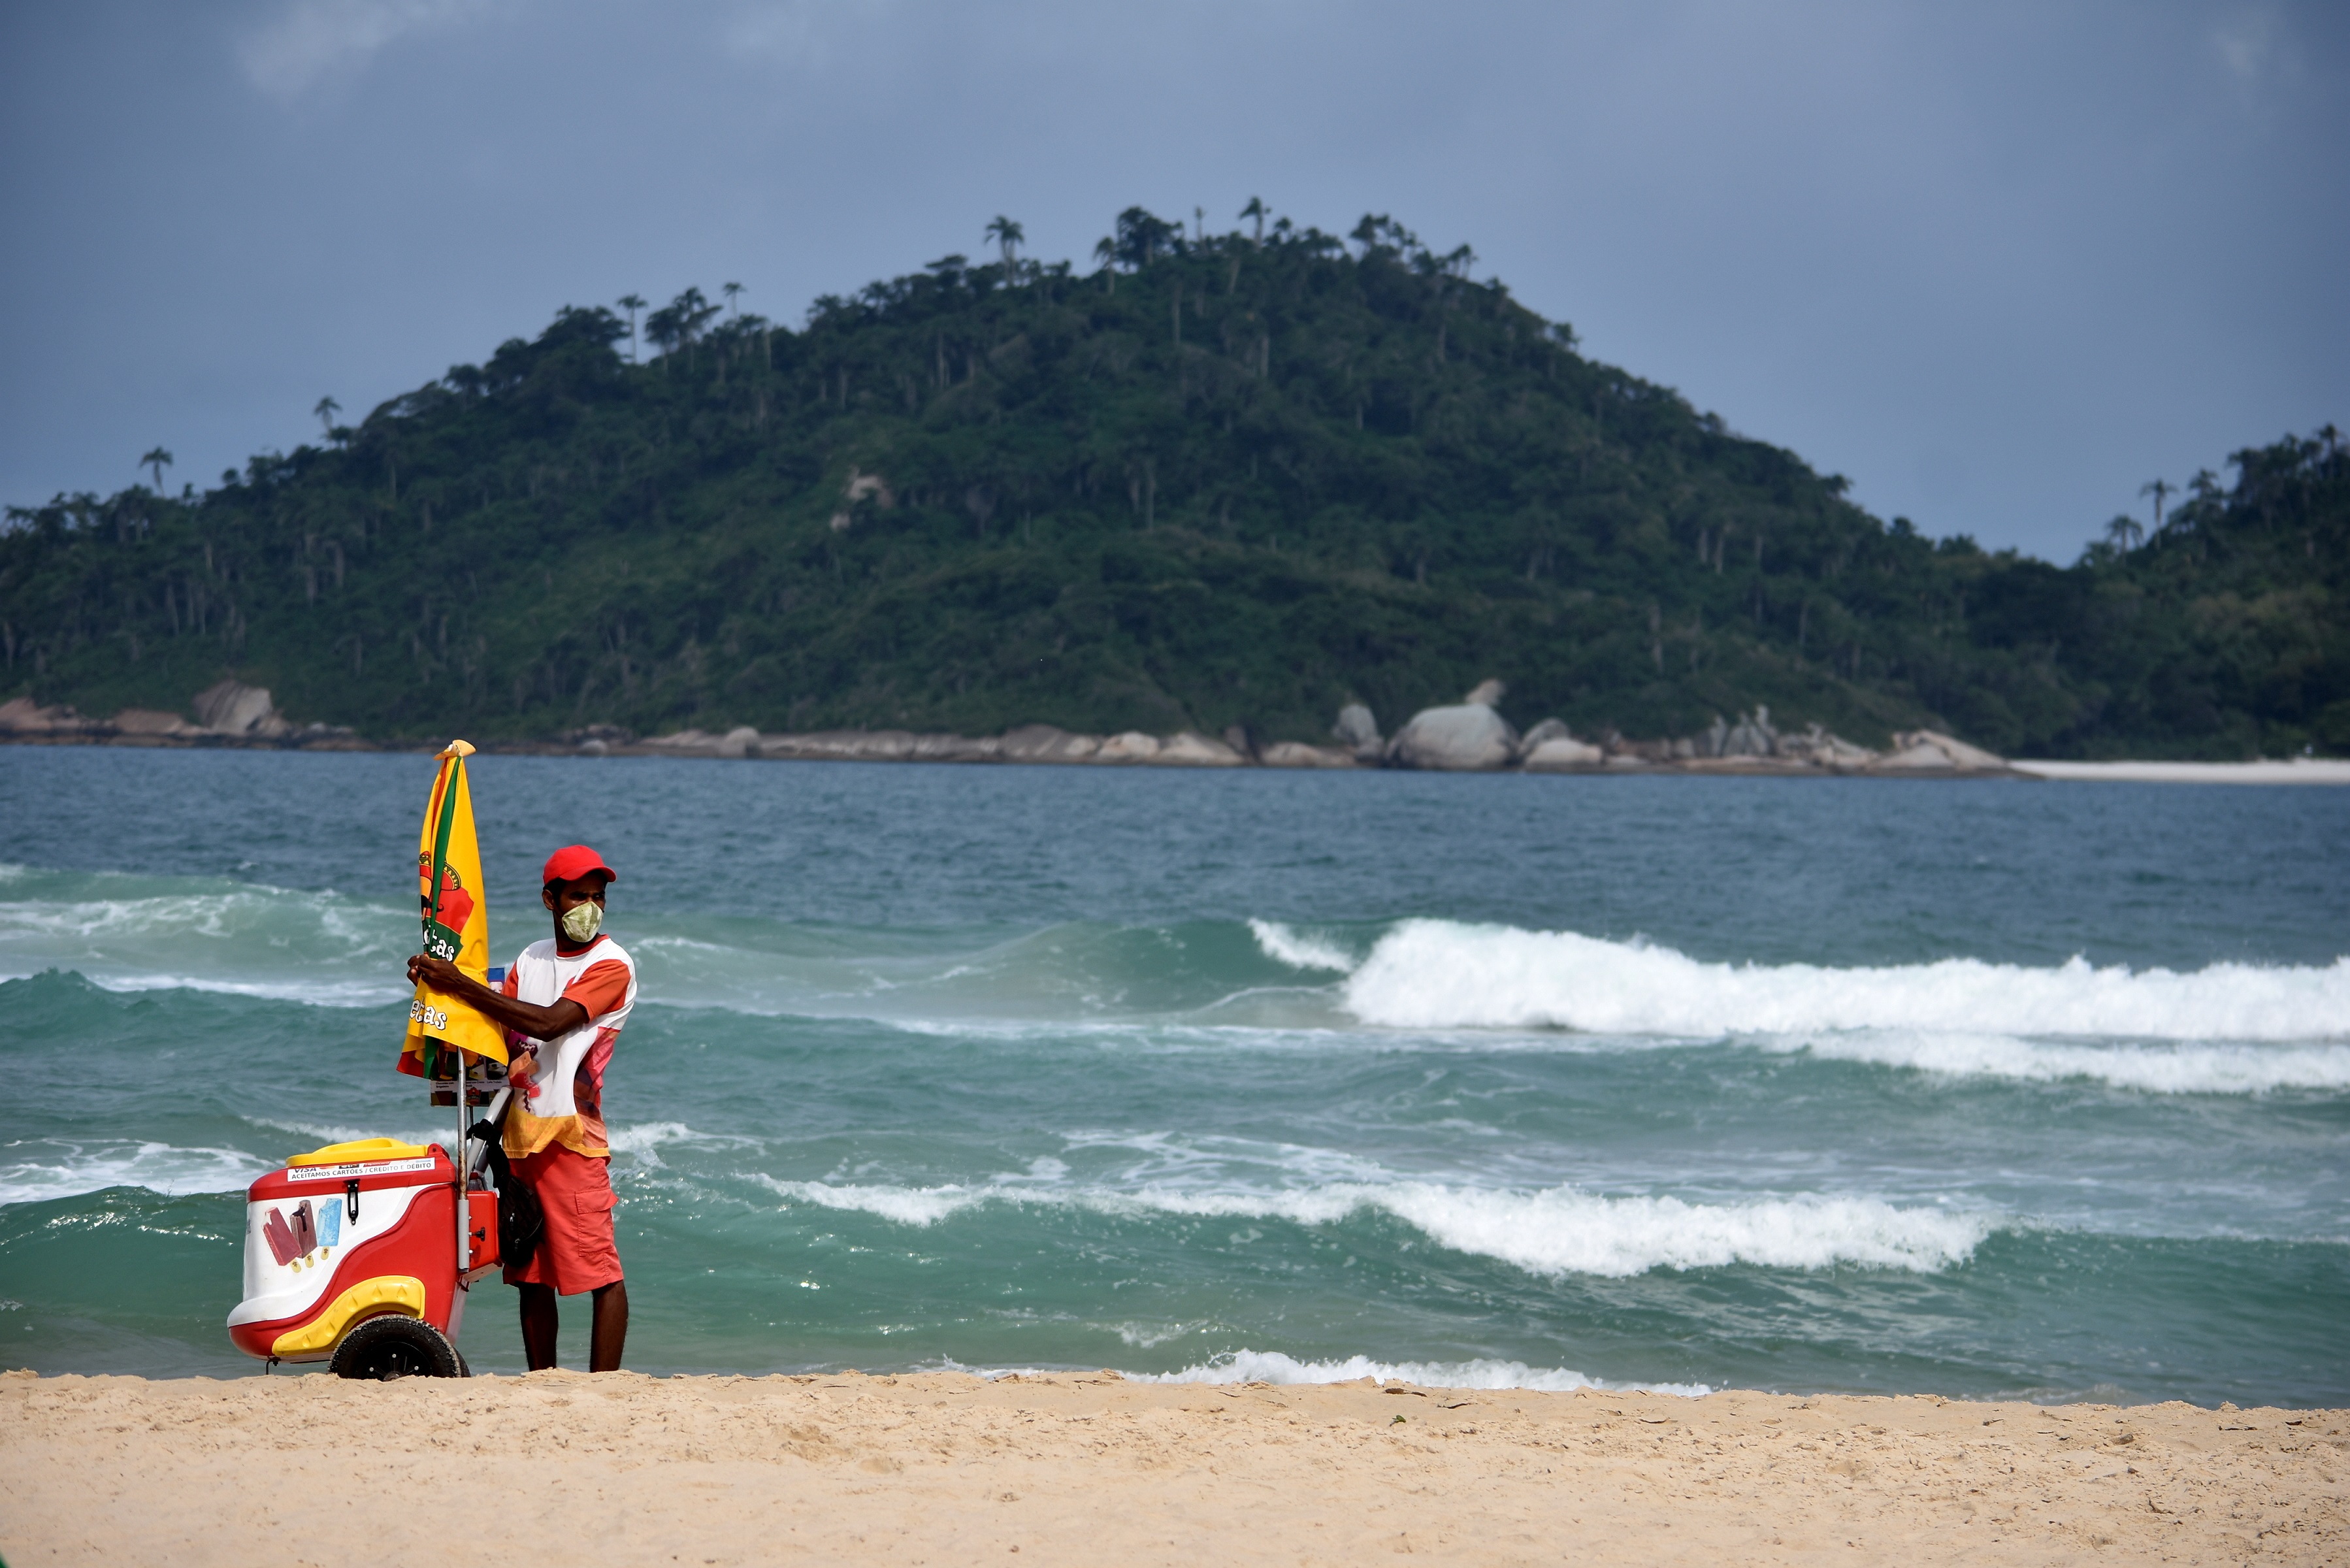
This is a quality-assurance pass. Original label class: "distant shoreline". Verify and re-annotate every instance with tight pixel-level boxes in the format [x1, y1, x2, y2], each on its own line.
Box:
[4, 725, 2347, 781]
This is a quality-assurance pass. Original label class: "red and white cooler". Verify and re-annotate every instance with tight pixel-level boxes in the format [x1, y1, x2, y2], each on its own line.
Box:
[226, 1135, 498, 1377]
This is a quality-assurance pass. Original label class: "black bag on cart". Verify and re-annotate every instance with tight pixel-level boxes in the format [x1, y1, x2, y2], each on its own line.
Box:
[466, 1103, 544, 1267]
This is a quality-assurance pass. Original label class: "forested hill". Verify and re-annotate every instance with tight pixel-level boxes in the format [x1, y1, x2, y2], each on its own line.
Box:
[4, 208, 2345, 756]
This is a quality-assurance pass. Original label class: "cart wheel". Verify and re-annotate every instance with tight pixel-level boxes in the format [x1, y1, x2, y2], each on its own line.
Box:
[331, 1314, 463, 1380]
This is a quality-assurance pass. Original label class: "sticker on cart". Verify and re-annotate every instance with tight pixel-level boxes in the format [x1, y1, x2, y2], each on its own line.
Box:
[287, 1157, 437, 1181]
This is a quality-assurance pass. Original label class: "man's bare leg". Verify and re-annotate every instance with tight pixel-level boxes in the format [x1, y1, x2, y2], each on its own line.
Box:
[589, 1280, 628, 1372]
[516, 1282, 559, 1370]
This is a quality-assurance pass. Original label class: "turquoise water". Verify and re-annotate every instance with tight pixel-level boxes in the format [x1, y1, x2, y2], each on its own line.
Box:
[1, 747, 2345, 1404]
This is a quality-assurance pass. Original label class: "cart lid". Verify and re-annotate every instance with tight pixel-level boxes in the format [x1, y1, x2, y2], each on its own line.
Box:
[289, 1136, 432, 1167]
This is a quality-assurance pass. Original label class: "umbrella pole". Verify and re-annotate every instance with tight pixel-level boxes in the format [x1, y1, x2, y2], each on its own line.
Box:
[455, 1053, 470, 1296]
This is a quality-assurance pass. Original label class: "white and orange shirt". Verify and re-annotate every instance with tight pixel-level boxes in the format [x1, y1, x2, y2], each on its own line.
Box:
[498, 934, 636, 1160]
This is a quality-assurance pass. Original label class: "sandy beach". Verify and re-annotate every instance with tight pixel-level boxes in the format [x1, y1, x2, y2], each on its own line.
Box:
[1, 1370, 2340, 1565]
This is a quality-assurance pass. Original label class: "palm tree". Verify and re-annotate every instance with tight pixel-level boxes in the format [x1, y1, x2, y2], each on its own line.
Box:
[2104, 514, 2145, 553]
[617, 293, 646, 362]
[1239, 197, 1265, 244]
[985, 216, 1024, 267]
[723, 281, 744, 318]
[313, 395, 340, 435]
[1092, 237, 1117, 294]
[644, 302, 682, 371]
[655, 287, 721, 370]
[1113, 207, 1178, 268]
[139, 447, 172, 492]
[2139, 478, 2174, 532]
[676, 287, 719, 344]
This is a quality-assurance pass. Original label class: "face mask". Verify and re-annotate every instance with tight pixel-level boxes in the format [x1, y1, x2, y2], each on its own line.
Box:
[560, 900, 604, 944]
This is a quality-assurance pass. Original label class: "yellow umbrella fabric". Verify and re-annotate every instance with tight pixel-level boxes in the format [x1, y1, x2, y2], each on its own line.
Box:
[397, 740, 508, 1079]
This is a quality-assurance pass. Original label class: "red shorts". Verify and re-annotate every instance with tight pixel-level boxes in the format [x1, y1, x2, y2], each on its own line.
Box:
[504, 1144, 623, 1295]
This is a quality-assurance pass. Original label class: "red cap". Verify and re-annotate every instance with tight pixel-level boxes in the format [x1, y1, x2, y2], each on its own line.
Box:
[542, 845, 617, 887]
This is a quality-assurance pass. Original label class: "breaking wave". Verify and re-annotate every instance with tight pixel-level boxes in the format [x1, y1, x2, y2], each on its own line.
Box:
[0, 866, 408, 1005]
[0, 1139, 276, 1205]
[1313, 919, 2349, 1047]
[755, 1175, 1995, 1278]
[1246, 920, 1357, 973]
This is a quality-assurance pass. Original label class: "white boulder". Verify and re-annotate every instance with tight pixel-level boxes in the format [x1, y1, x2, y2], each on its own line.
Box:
[1260, 741, 1356, 768]
[1521, 736, 1607, 771]
[192, 679, 289, 737]
[1094, 732, 1161, 763]
[1387, 703, 1519, 771]
[1153, 731, 1247, 766]
[1331, 704, 1382, 753]
[1000, 725, 1102, 762]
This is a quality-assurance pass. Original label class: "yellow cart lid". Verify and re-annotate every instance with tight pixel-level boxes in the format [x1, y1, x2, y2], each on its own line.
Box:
[287, 1137, 434, 1167]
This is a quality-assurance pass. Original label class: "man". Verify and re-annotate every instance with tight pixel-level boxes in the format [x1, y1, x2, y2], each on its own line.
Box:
[407, 844, 636, 1372]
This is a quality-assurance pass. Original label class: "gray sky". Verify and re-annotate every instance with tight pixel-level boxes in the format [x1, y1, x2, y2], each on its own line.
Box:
[3, 0, 2342, 560]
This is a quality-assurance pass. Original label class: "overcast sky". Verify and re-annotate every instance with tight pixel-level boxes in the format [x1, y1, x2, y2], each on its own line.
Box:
[3, 0, 2342, 560]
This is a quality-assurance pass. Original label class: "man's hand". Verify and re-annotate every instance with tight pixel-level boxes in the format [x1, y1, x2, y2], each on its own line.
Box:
[408, 953, 468, 992]
[408, 951, 590, 1045]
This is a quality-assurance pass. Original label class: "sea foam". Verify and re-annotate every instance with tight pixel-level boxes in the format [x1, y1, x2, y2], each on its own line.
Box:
[756, 1175, 987, 1227]
[1778, 1031, 2350, 1094]
[1308, 919, 2350, 1045]
[757, 1174, 1992, 1277]
[1125, 1349, 1712, 1397]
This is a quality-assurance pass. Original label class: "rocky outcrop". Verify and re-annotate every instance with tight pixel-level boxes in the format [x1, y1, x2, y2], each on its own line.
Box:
[0, 687, 355, 747]
[900, 733, 1003, 763]
[1331, 704, 1381, 753]
[112, 709, 208, 742]
[1260, 741, 1356, 768]
[1388, 708, 1515, 770]
[999, 725, 1100, 762]
[1696, 706, 1781, 759]
[1521, 736, 1607, 770]
[1155, 732, 1247, 766]
[1513, 717, 1605, 771]
[1870, 730, 2010, 774]
[1387, 707, 1518, 771]
[1774, 723, 1880, 768]
[1517, 718, 1570, 750]
[566, 724, 632, 756]
[192, 680, 291, 738]
[0, 698, 100, 736]
[1094, 731, 1161, 763]
[640, 728, 719, 755]
[773, 729, 914, 761]
[2, 683, 2008, 777]
[749, 730, 1000, 764]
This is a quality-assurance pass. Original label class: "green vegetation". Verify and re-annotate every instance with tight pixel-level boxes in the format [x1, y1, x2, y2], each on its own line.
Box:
[4, 206, 2345, 755]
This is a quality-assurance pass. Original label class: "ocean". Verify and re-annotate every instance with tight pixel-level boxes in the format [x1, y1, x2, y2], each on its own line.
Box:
[2, 747, 2344, 1405]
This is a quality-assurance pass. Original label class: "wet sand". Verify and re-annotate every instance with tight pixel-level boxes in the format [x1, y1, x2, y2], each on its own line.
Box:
[1, 1369, 2340, 1565]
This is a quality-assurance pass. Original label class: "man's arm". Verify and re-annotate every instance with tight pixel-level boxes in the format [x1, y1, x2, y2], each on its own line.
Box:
[408, 953, 587, 1042]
